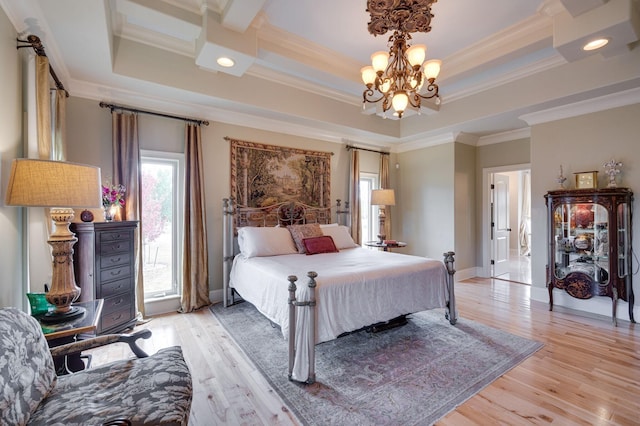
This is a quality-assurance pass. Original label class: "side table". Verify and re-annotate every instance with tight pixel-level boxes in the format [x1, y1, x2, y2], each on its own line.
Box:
[364, 241, 407, 251]
[40, 299, 103, 374]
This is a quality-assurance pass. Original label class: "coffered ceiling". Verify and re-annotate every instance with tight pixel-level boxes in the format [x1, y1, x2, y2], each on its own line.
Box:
[2, 0, 640, 150]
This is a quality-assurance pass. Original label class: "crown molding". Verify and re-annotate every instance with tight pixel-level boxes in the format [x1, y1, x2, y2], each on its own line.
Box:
[477, 128, 531, 146]
[392, 132, 458, 153]
[520, 86, 640, 125]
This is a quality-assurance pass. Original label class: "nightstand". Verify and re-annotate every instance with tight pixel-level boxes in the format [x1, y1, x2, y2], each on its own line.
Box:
[364, 241, 407, 251]
[41, 299, 103, 374]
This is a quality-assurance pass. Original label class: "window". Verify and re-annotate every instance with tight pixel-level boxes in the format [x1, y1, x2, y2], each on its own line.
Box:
[140, 151, 184, 299]
[360, 173, 379, 243]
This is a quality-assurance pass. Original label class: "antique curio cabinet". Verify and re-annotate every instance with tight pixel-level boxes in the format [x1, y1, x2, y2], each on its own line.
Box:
[545, 188, 634, 325]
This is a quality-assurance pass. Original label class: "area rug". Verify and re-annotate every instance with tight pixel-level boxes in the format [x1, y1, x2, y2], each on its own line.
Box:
[210, 302, 543, 425]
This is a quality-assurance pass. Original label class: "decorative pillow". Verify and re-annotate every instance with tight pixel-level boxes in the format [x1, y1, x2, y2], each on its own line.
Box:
[288, 223, 323, 253]
[321, 225, 358, 249]
[303, 236, 339, 255]
[319, 223, 339, 228]
[237, 226, 298, 258]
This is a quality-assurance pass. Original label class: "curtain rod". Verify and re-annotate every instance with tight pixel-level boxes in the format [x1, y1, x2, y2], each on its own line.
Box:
[17, 35, 69, 97]
[99, 102, 210, 126]
[345, 145, 390, 156]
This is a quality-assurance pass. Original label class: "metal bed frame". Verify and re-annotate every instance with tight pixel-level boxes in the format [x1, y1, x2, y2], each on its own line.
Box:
[222, 197, 457, 383]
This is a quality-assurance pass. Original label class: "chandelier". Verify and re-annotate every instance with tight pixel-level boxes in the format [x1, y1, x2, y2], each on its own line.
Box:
[361, 0, 441, 119]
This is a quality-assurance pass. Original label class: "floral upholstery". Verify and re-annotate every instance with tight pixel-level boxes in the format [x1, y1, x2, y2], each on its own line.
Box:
[0, 308, 57, 426]
[0, 307, 192, 426]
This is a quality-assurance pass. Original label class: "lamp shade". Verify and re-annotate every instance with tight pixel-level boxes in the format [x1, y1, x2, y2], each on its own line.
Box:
[5, 159, 102, 208]
[371, 189, 396, 206]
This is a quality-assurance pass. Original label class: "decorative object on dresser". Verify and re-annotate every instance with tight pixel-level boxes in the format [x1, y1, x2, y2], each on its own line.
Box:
[4, 159, 102, 323]
[545, 188, 634, 325]
[603, 158, 623, 188]
[370, 188, 396, 243]
[102, 181, 126, 222]
[574, 171, 598, 189]
[71, 221, 139, 334]
[556, 165, 567, 189]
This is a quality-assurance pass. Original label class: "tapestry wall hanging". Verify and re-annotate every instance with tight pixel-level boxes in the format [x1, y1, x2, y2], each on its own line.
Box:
[227, 137, 331, 208]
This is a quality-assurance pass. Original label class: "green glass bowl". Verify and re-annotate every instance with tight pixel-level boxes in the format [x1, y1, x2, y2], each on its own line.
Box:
[26, 293, 53, 316]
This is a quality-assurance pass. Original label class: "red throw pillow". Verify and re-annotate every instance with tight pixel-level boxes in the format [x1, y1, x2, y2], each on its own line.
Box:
[302, 236, 339, 255]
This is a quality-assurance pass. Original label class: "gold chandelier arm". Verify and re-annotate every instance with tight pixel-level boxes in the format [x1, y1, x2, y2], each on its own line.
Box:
[363, 87, 389, 105]
[417, 81, 439, 100]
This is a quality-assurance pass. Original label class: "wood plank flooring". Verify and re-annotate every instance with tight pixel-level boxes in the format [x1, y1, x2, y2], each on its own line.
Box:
[86, 278, 640, 425]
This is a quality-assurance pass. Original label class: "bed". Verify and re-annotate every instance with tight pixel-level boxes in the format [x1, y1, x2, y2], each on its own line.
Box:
[222, 198, 457, 383]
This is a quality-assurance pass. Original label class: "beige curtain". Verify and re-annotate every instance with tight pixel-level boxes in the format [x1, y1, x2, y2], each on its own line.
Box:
[380, 154, 392, 239]
[349, 150, 361, 244]
[52, 89, 67, 161]
[181, 124, 211, 312]
[111, 112, 145, 318]
[36, 56, 51, 160]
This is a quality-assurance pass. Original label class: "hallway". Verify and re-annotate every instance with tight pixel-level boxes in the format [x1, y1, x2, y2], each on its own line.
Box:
[494, 251, 531, 284]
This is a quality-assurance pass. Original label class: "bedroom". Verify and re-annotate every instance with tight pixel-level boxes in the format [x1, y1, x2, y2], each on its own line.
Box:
[0, 0, 639, 424]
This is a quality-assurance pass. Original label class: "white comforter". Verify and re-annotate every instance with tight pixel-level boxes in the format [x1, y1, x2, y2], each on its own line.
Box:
[230, 247, 450, 344]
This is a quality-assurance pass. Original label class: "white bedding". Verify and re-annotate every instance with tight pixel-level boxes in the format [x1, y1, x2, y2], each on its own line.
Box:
[229, 246, 450, 344]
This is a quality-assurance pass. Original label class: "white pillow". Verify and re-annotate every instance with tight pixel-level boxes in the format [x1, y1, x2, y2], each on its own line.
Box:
[237, 227, 298, 258]
[321, 225, 358, 249]
[319, 223, 339, 228]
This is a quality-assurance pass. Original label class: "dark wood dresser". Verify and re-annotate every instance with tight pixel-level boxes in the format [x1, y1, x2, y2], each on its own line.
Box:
[71, 221, 139, 334]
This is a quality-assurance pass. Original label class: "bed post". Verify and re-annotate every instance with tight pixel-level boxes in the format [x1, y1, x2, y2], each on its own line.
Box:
[287, 275, 298, 381]
[336, 199, 350, 226]
[306, 271, 317, 384]
[222, 198, 235, 307]
[287, 271, 318, 384]
[443, 251, 457, 325]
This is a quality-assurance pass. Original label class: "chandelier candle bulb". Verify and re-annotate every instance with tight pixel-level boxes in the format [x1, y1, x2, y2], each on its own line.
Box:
[371, 51, 389, 73]
[424, 59, 442, 80]
[406, 44, 426, 67]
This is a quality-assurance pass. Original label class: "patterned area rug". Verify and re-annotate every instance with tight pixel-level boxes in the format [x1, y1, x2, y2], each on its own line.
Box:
[210, 302, 543, 426]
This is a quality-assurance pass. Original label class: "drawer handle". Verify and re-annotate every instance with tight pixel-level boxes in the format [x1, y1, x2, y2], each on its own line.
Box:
[114, 298, 123, 306]
[110, 270, 122, 276]
[110, 257, 122, 263]
[113, 313, 123, 321]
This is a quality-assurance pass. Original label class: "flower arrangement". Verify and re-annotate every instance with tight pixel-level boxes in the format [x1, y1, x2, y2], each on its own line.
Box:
[102, 182, 126, 208]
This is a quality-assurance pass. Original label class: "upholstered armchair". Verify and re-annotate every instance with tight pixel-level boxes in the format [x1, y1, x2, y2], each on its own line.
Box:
[0, 307, 192, 425]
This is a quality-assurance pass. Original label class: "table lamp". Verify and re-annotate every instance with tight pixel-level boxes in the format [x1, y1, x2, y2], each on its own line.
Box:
[371, 188, 395, 244]
[5, 159, 102, 323]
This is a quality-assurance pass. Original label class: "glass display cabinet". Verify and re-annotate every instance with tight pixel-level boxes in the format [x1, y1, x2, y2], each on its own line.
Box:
[545, 188, 634, 325]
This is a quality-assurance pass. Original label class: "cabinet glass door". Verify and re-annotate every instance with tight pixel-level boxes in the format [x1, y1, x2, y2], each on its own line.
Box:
[553, 203, 609, 287]
[617, 203, 629, 278]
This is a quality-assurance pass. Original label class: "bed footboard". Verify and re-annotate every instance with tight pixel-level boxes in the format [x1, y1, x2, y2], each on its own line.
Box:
[286, 252, 457, 384]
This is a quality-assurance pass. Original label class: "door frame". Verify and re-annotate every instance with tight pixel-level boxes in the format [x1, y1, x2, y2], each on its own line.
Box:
[481, 163, 531, 278]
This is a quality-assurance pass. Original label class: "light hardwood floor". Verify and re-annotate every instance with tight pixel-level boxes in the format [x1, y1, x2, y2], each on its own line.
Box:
[87, 278, 639, 425]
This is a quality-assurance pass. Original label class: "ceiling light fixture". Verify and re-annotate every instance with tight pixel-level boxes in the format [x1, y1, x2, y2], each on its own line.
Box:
[583, 38, 609, 51]
[217, 56, 235, 67]
[361, 0, 441, 119]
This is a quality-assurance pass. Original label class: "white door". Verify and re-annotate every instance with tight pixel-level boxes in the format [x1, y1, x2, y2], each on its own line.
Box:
[492, 173, 511, 277]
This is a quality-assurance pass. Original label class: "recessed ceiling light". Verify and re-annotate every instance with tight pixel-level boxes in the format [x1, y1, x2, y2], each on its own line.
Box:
[583, 38, 609, 51]
[217, 57, 235, 67]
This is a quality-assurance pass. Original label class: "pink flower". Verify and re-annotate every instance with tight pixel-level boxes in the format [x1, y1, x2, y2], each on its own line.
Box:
[102, 182, 126, 208]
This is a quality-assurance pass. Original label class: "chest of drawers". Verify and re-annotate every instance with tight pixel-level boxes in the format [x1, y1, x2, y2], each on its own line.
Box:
[71, 221, 139, 334]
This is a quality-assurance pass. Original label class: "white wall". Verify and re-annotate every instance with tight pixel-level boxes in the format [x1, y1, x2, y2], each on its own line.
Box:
[0, 7, 26, 309]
